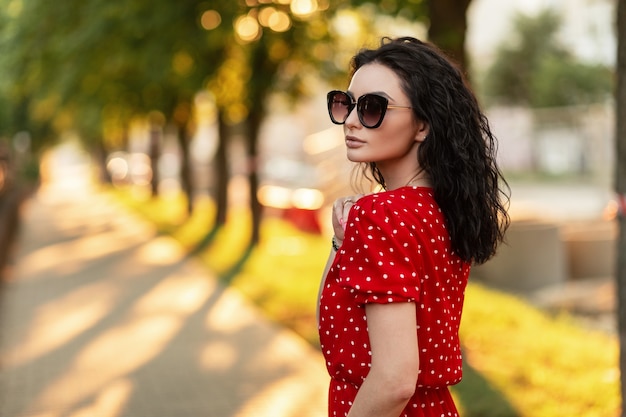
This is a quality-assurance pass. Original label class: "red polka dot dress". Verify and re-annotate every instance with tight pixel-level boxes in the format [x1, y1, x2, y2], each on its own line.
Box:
[318, 187, 470, 417]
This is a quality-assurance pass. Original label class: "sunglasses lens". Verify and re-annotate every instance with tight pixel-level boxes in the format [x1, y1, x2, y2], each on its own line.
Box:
[358, 95, 386, 128]
[328, 91, 351, 124]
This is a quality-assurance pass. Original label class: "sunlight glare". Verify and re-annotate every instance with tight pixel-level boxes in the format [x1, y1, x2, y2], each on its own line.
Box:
[2, 281, 120, 368]
[136, 236, 185, 265]
[135, 272, 214, 315]
[76, 315, 179, 370]
[235, 357, 326, 417]
[200, 340, 238, 371]
[31, 273, 212, 410]
[206, 291, 258, 333]
[67, 379, 133, 417]
[16, 228, 143, 278]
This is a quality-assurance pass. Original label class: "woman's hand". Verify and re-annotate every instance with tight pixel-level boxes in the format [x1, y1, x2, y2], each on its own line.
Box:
[332, 195, 363, 245]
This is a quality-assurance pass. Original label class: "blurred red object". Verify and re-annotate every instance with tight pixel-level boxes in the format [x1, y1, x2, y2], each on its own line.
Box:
[282, 207, 322, 234]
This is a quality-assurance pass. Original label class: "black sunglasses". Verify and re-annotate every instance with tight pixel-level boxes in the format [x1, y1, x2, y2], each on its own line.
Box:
[327, 90, 412, 129]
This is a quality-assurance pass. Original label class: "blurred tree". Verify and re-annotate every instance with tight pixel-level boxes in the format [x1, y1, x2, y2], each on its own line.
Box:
[0, 0, 237, 212]
[427, 0, 471, 69]
[483, 9, 613, 108]
[79, 1, 237, 212]
[616, 0, 626, 414]
[208, 2, 344, 244]
[209, 0, 472, 245]
[0, 0, 58, 152]
[0, 0, 474, 246]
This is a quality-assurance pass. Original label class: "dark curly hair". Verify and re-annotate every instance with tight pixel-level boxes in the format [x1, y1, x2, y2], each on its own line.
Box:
[350, 36, 510, 264]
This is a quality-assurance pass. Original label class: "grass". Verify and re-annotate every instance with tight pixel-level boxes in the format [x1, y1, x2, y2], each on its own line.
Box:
[456, 284, 618, 416]
[109, 186, 620, 417]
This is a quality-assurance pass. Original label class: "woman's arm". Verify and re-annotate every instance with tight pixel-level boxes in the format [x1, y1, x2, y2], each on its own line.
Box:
[316, 247, 336, 322]
[317, 195, 363, 321]
[347, 302, 420, 417]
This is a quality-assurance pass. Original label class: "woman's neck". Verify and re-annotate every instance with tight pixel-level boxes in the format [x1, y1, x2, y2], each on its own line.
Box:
[381, 170, 431, 190]
[405, 175, 431, 188]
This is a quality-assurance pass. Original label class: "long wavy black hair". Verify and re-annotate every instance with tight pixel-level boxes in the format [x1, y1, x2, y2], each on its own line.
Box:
[350, 36, 510, 264]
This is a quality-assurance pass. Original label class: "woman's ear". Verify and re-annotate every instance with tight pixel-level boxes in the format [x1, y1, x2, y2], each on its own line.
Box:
[414, 120, 430, 143]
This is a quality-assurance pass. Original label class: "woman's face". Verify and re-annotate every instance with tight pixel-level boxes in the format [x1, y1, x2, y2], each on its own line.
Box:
[343, 63, 428, 171]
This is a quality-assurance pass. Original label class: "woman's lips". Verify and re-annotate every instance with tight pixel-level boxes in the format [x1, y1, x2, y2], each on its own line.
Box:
[345, 136, 365, 148]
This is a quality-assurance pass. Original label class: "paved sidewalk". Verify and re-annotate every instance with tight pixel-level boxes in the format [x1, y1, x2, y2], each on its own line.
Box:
[0, 145, 328, 417]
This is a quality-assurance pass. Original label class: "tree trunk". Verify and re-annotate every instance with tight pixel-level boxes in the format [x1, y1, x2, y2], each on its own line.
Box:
[170, 101, 194, 214]
[246, 111, 263, 245]
[616, 1, 626, 414]
[94, 139, 111, 184]
[214, 111, 229, 227]
[148, 122, 161, 197]
[427, 0, 472, 71]
[190, 111, 230, 254]
[176, 121, 194, 215]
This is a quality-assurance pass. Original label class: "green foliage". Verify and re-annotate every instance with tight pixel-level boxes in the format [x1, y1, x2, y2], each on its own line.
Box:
[0, 0, 433, 173]
[483, 9, 614, 108]
[0, 94, 8, 138]
[0, 0, 239, 149]
[531, 57, 614, 108]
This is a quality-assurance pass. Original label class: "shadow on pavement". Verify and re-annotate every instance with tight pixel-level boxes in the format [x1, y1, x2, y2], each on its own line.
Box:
[0, 171, 327, 417]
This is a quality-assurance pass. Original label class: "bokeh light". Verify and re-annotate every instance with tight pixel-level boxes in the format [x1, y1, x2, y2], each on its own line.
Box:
[290, 0, 318, 17]
[292, 188, 324, 210]
[331, 9, 362, 38]
[268, 9, 291, 32]
[235, 14, 262, 42]
[257, 185, 324, 210]
[200, 10, 221, 30]
[258, 7, 277, 27]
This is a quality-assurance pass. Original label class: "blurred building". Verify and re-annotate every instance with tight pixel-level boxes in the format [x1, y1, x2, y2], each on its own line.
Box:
[467, 0, 616, 68]
[467, 0, 616, 182]
[232, 0, 619, 231]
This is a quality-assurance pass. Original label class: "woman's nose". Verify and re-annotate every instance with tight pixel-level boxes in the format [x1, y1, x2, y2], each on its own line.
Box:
[344, 105, 361, 128]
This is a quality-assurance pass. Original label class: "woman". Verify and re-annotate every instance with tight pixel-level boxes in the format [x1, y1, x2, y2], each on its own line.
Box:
[318, 37, 510, 417]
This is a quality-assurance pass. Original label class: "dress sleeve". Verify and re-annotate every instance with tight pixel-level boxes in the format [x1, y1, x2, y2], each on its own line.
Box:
[337, 196, 422, 305]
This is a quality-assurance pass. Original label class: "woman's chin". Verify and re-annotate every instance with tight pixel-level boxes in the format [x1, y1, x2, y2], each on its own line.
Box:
[346, 150, 370, 163]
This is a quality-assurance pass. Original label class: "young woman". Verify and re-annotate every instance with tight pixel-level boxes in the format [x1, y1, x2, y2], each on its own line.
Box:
[318, 37, 510, 417]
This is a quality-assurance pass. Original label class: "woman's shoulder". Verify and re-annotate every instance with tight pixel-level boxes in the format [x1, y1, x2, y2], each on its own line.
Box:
[355, 186, 435, 211]
[349, 187, 440, 229]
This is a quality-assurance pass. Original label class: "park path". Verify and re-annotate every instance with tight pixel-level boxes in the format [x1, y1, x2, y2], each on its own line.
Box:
[0, 142, 328, 417]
